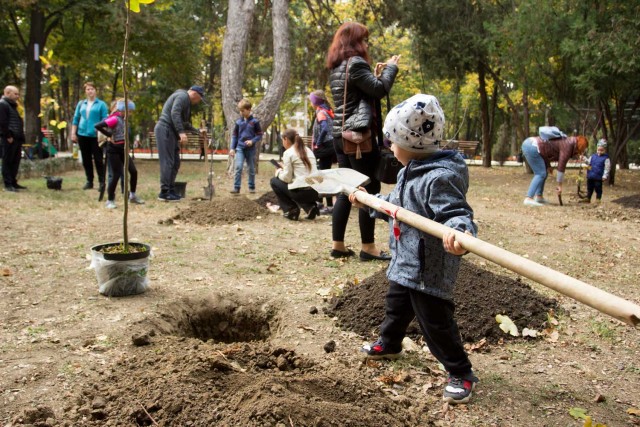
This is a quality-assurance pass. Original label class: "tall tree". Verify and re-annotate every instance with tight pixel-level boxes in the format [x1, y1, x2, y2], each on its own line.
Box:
[221, 0, 291, 133]
[389, 0, 501, 167]
[5, 0, 83, 147]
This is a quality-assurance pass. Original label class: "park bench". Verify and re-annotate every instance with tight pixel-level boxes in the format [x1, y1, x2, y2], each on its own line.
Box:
[443, 140, 480, 164]
[148, 131, 206, 158]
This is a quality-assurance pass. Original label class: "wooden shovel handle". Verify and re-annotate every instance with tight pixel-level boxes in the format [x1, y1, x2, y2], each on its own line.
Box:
[354, 191, 640, 327]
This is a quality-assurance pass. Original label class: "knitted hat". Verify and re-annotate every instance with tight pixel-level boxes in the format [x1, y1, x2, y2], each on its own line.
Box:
[309, 90, 328, 107]
[597, 138, 607, 148]
[383, 94, 445, 153]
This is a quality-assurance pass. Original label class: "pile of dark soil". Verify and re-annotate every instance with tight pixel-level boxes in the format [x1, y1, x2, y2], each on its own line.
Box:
[325, 259, 558, 343]
[173, 197, 268, 225]
[59, 339, 426, 427]
[612, 194, 640, 209]
[255, 191, 279, 207]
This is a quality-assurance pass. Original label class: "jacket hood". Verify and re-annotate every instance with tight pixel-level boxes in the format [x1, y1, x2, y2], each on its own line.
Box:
[404, 150, 466, 180]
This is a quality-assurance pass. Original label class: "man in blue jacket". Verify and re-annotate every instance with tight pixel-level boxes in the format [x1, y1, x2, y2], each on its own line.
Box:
[229, 98, 262, 194]
[154, 85, 205, 201]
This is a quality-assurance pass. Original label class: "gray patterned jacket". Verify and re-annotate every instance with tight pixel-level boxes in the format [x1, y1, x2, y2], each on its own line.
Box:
[370, 150, 477, 301]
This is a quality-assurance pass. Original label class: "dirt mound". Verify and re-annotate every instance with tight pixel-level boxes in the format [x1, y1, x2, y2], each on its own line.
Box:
[172, 197, 268, 225]
[254, 191, 279, 207]
[612, 193, 640, 209]
[64, 340, 423, 426]
[325, 259, 558, 343]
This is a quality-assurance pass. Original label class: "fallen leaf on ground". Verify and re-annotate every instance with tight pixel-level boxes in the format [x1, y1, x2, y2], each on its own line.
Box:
[495, 314, 519, 336]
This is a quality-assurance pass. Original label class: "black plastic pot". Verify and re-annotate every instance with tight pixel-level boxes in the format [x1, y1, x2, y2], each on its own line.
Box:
[91, 242, 151, 260]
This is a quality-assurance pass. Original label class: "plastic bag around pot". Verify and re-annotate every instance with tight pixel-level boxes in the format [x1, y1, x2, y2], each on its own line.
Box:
[89, 243, 152, 297]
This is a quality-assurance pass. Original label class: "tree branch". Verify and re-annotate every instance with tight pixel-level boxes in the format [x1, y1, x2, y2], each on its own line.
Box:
[9, 11, 27, 50]
[45, 0, 82, 22]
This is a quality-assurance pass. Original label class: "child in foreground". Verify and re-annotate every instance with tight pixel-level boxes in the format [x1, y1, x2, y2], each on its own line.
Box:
[349, 94, 479, 404]
[95, 99, 144, 209]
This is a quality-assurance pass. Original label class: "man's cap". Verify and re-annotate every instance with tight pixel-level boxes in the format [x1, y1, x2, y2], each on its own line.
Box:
[383, 94, 445, 153]
[189, 85, 207, 104]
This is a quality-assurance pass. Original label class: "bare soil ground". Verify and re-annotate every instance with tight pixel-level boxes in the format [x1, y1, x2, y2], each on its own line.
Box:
[1, 160, 639, 426]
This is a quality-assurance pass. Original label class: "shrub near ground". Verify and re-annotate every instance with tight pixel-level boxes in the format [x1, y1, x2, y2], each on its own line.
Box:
[0, 160, 638, 426]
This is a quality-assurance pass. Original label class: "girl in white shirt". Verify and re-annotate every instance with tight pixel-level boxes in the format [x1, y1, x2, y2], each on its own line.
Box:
[270, 128, 319, 220]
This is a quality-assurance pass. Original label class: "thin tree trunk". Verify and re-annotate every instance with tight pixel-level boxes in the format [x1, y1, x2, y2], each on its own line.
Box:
[478, 63, 492, 167]
[25, 6, 46, 148]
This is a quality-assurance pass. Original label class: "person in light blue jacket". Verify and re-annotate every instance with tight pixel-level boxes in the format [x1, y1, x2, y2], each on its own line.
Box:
[72, 82, 108, 191]
[350, 94, 479, 405]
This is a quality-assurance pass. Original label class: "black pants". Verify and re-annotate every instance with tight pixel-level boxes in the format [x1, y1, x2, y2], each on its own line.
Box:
[155, 122, 180, 194]
[2, 137, 23, 187]
[270, 177, 318, 214]
[107, 143, 137, 201]
[78, 135, 105, 185]
[586, 178, 603, 201]
[332, 137, 381, 243]
[380, 280, 473, 377]
[316, 153, 334, 207]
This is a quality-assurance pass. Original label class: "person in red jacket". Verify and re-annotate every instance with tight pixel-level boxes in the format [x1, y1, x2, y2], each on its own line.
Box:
[521, 126, 587, 207]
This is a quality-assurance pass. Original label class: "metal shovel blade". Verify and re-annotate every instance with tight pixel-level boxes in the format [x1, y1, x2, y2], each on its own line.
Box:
[292, 168, 371, 196]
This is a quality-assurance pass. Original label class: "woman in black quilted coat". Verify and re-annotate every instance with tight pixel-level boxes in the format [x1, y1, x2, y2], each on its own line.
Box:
[325, 21, 400, 261]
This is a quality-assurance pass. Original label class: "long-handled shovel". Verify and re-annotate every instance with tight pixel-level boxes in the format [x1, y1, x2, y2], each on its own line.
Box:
[295, 169, 640, 327]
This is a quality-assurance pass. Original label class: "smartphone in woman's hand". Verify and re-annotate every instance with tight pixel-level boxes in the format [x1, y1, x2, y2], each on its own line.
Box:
[270, 159, 281, 168]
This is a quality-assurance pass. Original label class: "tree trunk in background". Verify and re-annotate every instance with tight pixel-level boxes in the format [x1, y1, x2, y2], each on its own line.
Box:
[24, 6, 45, 147]
[252, 0, 291, 132]
[478, 63, 492, 167]
[221, 0, 255, 134]
[221, 0, 291, 134]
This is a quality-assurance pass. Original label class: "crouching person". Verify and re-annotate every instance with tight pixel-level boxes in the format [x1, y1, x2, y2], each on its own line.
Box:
[270, 128, 320, 220]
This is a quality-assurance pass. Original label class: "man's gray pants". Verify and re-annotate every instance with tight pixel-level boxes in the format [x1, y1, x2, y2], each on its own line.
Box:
[155, 122, 180, 194]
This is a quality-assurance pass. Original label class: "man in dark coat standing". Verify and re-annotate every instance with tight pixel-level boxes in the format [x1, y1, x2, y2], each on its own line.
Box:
[0, 85, 26, 192]
[154, 85, 206, 201]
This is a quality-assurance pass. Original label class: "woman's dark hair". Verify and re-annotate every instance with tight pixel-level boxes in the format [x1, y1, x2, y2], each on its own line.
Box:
[283, 128, 312, 171]
[326, 22, 371, 69]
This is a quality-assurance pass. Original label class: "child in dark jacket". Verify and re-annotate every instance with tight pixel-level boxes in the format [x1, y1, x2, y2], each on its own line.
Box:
[95, 99, 144, 209]
[349, 94, 478, 404]
[581, 139, 610, 203]
[229, 98, 262, 194]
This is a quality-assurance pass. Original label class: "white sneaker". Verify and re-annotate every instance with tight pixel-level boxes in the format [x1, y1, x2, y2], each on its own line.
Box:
[105, 200, 117, 209]
[523, 198, 543, 207]
[534, 196, 548, 204]
[129, 196, 145, 205]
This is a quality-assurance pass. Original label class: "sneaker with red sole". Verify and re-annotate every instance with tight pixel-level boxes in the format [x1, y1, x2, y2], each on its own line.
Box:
[361, 339, 402, 360]
[442, 374, 479, 404]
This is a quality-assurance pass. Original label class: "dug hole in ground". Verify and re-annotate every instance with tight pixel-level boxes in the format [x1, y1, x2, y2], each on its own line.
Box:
[1, 161, 639, 426]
